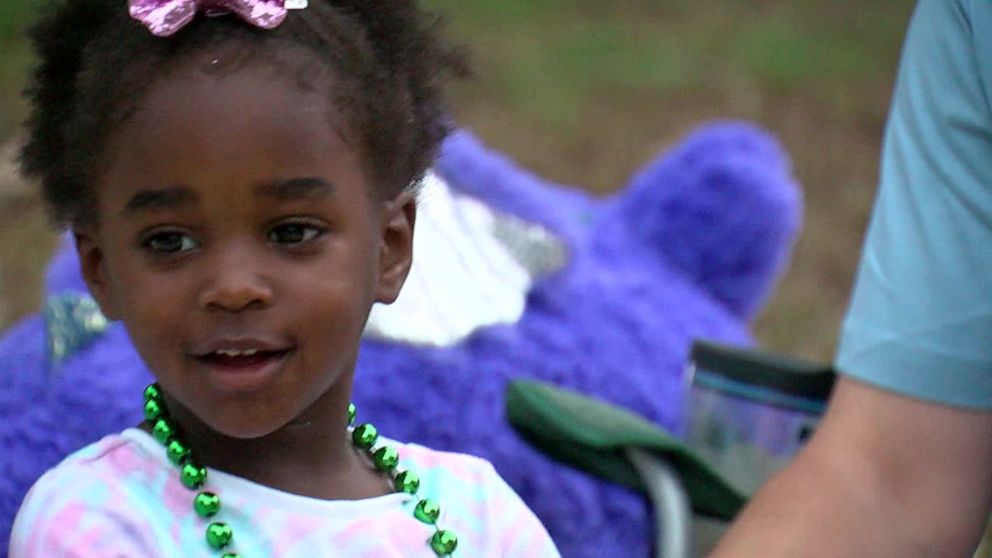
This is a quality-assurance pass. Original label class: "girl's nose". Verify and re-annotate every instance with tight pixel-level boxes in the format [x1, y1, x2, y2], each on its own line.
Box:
[197, 252, 274, 312]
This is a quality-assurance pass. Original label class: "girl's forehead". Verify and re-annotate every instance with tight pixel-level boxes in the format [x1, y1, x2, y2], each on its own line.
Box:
[143, 59, 331, 122]
[110, 66, 343, 162]
[95, 67, 369, 212]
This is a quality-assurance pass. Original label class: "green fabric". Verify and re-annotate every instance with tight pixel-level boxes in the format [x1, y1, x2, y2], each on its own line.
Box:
[506, 379, 747, 520]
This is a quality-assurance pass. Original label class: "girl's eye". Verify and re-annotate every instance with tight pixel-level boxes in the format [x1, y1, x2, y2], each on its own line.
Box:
[142, 231, 198, 254]
[268, 223, 324, 245]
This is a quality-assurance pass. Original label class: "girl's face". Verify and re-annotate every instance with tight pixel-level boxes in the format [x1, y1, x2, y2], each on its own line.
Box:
[76, 60, 414, 439]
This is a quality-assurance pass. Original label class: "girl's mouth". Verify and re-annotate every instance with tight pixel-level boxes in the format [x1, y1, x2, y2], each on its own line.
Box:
[199, 348, 289, 368]
[195, 347, 293, 393]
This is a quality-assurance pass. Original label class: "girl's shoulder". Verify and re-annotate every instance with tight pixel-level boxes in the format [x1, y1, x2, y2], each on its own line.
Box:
[23, 428, 160, 492]
[9, 428, 173, 556]
[392, 440, 562, 557]
[392, 439, 510, 498]
[25, 427, 166, 491]
[394, 440, 495, 475]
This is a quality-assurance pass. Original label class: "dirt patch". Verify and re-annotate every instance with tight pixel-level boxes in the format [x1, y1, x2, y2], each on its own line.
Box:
[0, 138, 58, 329]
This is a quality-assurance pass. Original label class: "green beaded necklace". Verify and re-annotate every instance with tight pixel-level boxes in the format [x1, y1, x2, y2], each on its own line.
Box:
[142, 383, 459, 557]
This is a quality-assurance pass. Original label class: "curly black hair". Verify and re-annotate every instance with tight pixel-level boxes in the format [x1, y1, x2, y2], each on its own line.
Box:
[20, 0, 468, 227]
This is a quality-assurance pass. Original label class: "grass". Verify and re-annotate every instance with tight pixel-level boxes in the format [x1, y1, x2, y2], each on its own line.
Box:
[0, 0, 917, 361]
[426, 0, 915, 360]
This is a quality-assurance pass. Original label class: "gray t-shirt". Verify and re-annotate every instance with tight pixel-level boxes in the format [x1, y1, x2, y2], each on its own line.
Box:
[836, 0, 992, 410]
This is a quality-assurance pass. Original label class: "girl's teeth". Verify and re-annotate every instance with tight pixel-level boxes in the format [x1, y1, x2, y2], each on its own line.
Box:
[215, 349, 260, 357]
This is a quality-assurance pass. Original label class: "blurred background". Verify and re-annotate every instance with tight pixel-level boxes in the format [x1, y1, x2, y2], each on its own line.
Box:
[0, 0, 916, 362]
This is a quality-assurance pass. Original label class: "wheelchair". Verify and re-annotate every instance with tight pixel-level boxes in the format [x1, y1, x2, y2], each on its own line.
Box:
[510, 340, 992, 558]
[506, 340, 835, 558]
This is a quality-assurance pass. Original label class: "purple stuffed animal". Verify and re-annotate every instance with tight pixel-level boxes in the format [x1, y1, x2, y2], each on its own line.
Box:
[0, 121, 800, 558]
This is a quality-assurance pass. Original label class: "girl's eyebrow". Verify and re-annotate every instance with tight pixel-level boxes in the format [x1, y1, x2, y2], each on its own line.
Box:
[254, 177, 337, 201]
[122, 186, 197, 216]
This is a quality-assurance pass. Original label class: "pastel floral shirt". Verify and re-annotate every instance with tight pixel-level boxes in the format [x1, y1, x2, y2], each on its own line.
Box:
[10, 429, 561, 557]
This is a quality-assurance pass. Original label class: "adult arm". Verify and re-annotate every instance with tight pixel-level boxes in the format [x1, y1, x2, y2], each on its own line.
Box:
[714, 0, 992, 554]
[710, 376, 992, 557]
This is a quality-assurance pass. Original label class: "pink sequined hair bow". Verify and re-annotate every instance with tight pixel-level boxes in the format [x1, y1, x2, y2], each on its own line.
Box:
[128, 0, 306, 37]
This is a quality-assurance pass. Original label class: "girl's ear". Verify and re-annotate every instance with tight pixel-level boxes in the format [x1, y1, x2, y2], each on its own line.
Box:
[375, 190, 416, 304]
[74, 230, 121, 320]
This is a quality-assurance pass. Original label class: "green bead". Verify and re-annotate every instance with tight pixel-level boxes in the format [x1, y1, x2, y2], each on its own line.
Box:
[351, 423, 378, 449]
[143, 398, 164, 422]
[372, 446, 399, 472]
[430, 529, 458, 555]
[143, 383, 162, 402]
[414, 498, 441, 524]
[221, 554, 242, 558]
[347, 402, 356, 425]
[166, 439, 190, 465]
[194, 491, 221, 518]
[152, 418, 175, 445]
[394, 470, 420, 494]
[180, 462, 207, 489]
[205, 522, 233, 549]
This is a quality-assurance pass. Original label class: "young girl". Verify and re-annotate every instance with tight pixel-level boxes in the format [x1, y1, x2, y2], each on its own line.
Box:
[8, 0, 561, 556]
